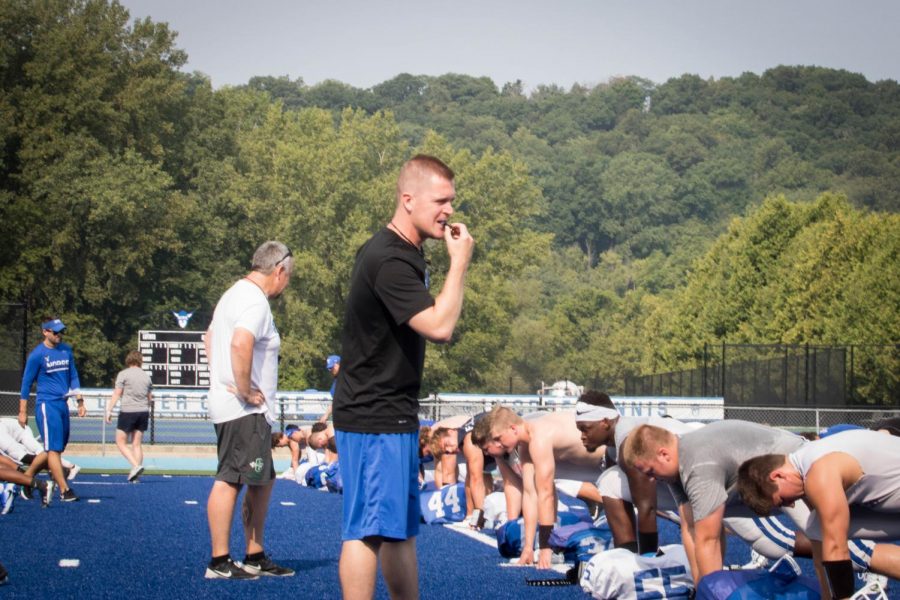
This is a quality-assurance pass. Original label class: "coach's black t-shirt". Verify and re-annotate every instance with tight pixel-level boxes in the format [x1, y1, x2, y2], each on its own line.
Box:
[333, 228, 435, 433]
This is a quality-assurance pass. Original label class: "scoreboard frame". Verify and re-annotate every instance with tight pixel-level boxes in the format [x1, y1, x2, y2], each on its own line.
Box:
[138, 330, 209, 388]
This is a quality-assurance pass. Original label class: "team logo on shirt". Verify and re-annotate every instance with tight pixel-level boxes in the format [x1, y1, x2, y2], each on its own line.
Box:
[44, 355, 70, 374]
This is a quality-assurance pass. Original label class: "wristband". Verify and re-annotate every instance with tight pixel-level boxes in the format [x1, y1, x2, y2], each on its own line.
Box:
[538, 525, 553, 549]
[638, 531, 659, 554]
[823, 560, 854, 599]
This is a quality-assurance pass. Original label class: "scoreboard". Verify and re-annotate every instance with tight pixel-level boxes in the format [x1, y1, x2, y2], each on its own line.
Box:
[138, 330, 209, 388]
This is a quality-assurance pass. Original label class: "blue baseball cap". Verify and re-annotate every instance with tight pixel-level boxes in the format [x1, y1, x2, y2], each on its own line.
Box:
[41, 319, 66, 333]
[325, 355, 341, 369]
[284, 424, 302, 438]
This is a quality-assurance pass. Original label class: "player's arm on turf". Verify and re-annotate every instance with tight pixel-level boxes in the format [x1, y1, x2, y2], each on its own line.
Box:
[230, 327, 262, 405]
[289, 439, 301, 471]
[442, 452, 458, 487]
[463, 434, 487, 511]
[677, 502, 702, 584]
[497, 457, 523, 520]
[806, 455, 857, 564]
[519, 449, 539, 566]
[624, 460, 659, 543]
[530, 434, 557, 569]
[692, 503, 726, 580]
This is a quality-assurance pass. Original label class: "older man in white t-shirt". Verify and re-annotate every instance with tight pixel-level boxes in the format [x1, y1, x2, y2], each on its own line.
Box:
[203, 240, 295, 581]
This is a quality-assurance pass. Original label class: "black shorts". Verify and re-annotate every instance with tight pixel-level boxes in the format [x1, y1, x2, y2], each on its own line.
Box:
[213, 413, 274, 486]
[117, 411, 149, 434]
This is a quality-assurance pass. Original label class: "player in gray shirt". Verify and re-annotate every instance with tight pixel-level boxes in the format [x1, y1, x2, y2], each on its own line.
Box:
[622, 420, 882, 586]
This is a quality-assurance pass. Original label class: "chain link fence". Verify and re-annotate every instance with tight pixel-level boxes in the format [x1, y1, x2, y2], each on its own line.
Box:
[5, 388, 895, 450]
[625, 343, 899, 407]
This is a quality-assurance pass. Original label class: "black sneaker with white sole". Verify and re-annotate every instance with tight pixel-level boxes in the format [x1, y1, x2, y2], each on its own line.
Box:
[204, 558, 259, 580]
[39, 480, 54, 508]
[241, 554, 295, 577]
[59, 487, 77, 502]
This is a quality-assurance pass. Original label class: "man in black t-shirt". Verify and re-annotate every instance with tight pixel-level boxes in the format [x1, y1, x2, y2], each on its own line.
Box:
[333, 154, 474, 600]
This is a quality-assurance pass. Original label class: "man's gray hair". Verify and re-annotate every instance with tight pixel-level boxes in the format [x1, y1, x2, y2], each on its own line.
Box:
[251, 241, 293, 275]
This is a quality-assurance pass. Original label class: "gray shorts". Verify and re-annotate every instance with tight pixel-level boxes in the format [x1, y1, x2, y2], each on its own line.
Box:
[214, 413, 275, 486]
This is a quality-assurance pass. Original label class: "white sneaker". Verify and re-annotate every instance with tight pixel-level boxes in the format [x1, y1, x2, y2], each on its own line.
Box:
[66, 464, 81, 481]
[1, 483, 15, 515]
[851, 572, 889, 600]
[739, 549, 770, 570]
[127, 465, 144, 482]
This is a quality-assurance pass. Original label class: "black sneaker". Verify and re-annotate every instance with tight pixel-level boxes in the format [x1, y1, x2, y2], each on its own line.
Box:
[204, 558, 259, 580]
[241, 554, 295, 577]
[39, 480, 55, 507]
[19, 480, 36, 501]
[59, 486, 77, 502]
[0, 561, 8, 585]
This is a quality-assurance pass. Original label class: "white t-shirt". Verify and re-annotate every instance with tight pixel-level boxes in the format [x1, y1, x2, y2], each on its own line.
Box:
[207, 278, 280, 425]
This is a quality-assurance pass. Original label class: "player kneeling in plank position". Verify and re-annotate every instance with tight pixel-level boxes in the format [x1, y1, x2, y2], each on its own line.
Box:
[738, 429, 900, 600]
[622, 421, 894, 592]
[473, 405, 606, 569]
[575, 390, 701, 554]
[428, 412, 497, 528]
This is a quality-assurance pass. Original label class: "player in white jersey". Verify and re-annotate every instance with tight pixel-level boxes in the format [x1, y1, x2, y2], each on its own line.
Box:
[473, 405, 606, 569]
[0, 417, 80, 483]
[575, 390, 698, 554]
[738, 429, 900, 599]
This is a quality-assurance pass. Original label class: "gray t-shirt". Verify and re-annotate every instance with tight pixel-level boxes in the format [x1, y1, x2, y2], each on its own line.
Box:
[115, 366, 153, 413]
[672, 420, 805, 520]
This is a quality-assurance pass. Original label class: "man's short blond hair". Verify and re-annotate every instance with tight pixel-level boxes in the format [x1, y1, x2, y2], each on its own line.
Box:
[621, 424, 675, 468]
[396, 154, 454, 198]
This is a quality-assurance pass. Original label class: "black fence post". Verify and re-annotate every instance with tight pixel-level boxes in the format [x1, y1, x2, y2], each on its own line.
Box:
[150, 402, 155, 445]
[721, 341, 726, 401]
[804, 343, 810, 405]
[849, 345, 855, 405]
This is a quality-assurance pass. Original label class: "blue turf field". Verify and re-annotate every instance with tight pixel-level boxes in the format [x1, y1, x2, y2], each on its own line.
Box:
[1, 475, 896, 599]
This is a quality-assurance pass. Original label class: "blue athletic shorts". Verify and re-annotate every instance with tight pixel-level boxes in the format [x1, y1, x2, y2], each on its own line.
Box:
[336, 430, 419, 541]
[36, 400, 70, 452]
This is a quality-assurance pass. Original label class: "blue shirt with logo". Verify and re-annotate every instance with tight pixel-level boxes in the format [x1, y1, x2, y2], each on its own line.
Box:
[20, 343, 81, 403]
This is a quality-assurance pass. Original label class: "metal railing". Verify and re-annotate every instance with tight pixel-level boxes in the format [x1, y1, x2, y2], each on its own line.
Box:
[5, 390, 896, 451]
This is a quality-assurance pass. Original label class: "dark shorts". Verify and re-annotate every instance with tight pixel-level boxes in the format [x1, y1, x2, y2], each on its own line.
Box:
[336, 430, 419, 541]
[117, 411, 149, 434]
[214, 413, 275, 486]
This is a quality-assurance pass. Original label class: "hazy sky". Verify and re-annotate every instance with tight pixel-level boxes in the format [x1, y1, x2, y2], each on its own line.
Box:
[118, 0, 900, 90]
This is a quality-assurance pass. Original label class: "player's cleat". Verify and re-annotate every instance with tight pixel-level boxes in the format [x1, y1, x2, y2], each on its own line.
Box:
[40, 480, 54, 507]
[127, 465, 144, 482]
[851, 574, 889, 600]
[59, 486, 77, 502]
[19, 479, 36, 501]
[739, 549, 770, 570]
[241, 554, 295, 577]
[1, 483, 16, 515]
[204, 558, 259, 580]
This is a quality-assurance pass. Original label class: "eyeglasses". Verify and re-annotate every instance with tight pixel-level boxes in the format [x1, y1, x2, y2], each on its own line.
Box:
[276, 247, 293, 267]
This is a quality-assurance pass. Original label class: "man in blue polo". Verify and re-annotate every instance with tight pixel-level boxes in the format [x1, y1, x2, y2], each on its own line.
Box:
[18, 317, 85, 502]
